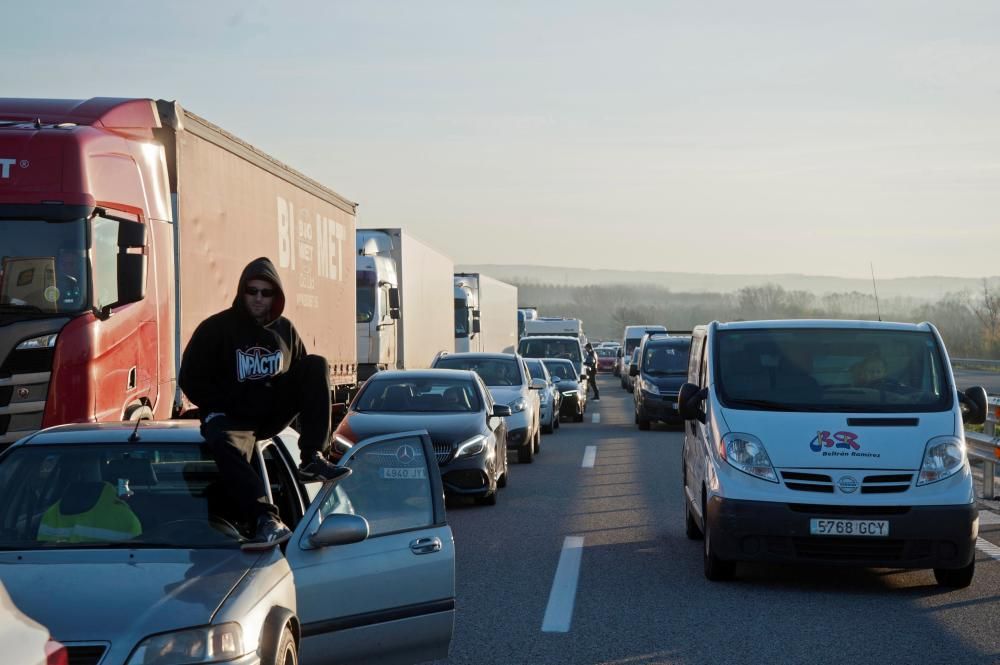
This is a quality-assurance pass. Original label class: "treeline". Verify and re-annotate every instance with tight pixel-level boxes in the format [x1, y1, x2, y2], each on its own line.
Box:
[513, 281, 1000, 359]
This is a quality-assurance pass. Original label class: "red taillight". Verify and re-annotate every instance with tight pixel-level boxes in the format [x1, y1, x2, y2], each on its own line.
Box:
[45, 640, 68, 665]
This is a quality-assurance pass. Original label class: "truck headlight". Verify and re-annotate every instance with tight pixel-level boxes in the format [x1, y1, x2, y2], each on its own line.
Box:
[16, 333, 58, 350]
[917, 436, 965, 486]
[721, 432, 778, 483]
[127, 623, 244, 665]
[456, 434, 488, 458]
[509, 397, 527, 414]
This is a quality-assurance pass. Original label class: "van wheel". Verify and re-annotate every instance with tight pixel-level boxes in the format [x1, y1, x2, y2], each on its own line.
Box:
[685, 494, 702, 540]
[273, 626, 297, 665]
[934, 560, 974, 589]
[703, 498, 735, 581]
[533, 430, 541, 454]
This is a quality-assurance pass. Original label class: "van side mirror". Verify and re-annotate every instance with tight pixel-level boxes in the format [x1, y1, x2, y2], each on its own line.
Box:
[960, 386, 988, 425]
[678, 382, 705, 423]
[629, 364, 639, 377]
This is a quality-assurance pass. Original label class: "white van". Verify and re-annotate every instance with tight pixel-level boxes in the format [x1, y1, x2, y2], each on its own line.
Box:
[679, 320, 988, 587]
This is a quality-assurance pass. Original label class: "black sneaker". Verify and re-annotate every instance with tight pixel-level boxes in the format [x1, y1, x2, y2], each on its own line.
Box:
[242, 514, 292, 551]
[298, 452, 353, 483]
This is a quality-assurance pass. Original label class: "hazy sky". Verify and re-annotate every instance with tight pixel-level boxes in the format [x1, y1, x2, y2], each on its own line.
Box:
[3, 1, 998, 279]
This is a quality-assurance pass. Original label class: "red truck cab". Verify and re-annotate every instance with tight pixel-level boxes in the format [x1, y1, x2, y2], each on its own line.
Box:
[0, 98, 171, 447]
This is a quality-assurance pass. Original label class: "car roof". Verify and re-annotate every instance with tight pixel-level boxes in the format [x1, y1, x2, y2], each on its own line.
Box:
[541, 357, 575, 366]
[715, 319, 932, 332]
[366, 368, 480, 380]
[14, 420, 204, 446]
[434, 353, 518, 362]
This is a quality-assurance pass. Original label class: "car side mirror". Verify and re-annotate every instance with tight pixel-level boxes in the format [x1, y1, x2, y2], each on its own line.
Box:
[492, 404, 512, 417]
[309, 513, 369, 548]
[552, 376, 562, 383]
[629, 364, 639, 377]
[678, 382, 705, 423]
[617, 349, 622, 358]
[959, 386, 988, 425]
[530, 378, 546, 390]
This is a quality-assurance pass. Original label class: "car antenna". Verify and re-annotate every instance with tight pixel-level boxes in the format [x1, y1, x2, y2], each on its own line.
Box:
[870, 262, 882, 322]
[128, 417, 143, 442]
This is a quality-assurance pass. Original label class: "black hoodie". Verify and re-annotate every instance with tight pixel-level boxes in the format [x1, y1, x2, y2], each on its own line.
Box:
[179, 257, 306, 420]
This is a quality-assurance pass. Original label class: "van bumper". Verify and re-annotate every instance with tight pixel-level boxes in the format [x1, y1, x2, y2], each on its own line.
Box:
[706, 496, 978, 569]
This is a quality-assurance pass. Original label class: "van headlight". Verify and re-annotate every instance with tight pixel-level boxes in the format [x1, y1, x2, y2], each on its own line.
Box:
[917, 436, 966, 486]
[720, 432, 778, 483]
[640, 379, 660, 395]
[127, 623, 244, 665]
[509, 397, 527, 414]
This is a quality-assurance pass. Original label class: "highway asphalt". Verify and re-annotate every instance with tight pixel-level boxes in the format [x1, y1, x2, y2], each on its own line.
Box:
[427, 374, 1000, 665]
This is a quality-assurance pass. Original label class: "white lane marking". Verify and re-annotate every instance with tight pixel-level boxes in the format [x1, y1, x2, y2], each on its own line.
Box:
[979, 510, 1000, 526]
[582, 446, 597, 468]
[591, 413, 601, 424]
[977, 537, 1000, 561]
[541, 536, 585, 633]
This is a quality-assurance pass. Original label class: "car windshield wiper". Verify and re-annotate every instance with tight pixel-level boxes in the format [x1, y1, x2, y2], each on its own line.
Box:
[725, 398, 826, 412]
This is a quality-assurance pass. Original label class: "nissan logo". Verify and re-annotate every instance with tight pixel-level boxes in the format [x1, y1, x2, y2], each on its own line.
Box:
[837, 475, 859, 494]
[17, 387, 30, 399]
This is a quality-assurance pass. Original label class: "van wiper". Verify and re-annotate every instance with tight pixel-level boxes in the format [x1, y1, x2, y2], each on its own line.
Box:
[726, 398, 825, 412]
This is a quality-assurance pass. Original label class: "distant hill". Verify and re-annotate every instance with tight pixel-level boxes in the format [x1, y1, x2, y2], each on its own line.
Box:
[456, 264, 1000, 301]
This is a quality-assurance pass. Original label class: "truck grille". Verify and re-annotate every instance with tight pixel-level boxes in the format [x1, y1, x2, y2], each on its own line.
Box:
[65, 644, 108, 665]
[0, 370, 51, 447]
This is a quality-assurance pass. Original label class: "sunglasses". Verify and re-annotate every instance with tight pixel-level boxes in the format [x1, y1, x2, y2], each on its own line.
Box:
[244, 286, 275, 297]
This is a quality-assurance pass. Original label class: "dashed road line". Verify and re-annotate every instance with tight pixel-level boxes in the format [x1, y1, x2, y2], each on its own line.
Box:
[591, 413, 601, 424]
[978, 510, 1000, 526]
[541, 536, 585, 633]
[582, 446, 597, 468]
[977, 538, 1000, 561]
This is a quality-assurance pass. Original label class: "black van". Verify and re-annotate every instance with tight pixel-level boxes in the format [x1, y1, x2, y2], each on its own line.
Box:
[631, 334, 691, 430]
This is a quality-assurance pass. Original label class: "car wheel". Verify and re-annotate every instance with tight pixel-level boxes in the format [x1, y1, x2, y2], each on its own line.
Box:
[518, 438, 534, 463]
[273, 626, 297, 665]
[542, 416, 554, 434]
[497, 468, 508, 488]
[703, 496, 735, 581]
[934, 560, 975, 588]
[533, 430, 541, 454]
[637, 413, 651, 431]
[554, 414, 560, 430]
[477, 489, 498, 505]
[685, 496, 702, 540]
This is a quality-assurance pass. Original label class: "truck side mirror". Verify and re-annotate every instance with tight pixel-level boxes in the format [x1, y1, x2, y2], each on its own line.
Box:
[472, 318, 481, 334]
[678, 382, 705, 423]
[388, 287, 400, 310]
[116, 253, 147, 306]
[960, 386, 988, 425]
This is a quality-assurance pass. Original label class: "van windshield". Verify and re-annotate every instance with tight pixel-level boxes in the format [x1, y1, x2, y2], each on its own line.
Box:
[518, 338, 582, 370]
[715, 328, 952, 413]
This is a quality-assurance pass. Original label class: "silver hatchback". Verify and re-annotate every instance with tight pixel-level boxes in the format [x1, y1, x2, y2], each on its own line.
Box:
[0, 421, 455, 665]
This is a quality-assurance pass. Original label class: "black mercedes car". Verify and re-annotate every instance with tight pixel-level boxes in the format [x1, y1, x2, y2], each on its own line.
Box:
[542, 358, 587, 423]
[333, 369, 510, 505]
[631, 334, 690, 430]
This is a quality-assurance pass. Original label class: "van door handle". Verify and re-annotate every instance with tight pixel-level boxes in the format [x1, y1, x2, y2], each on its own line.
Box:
[410, 537, 442, 555]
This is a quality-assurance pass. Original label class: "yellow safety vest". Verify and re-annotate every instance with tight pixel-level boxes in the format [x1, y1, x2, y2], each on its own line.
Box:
[38, 482, 142, 543]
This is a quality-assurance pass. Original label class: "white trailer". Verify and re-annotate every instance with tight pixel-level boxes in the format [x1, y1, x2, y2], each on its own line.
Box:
[454, 273, 518, 353]
[523, 317, 584, 339]
[356, 229, 454, 378]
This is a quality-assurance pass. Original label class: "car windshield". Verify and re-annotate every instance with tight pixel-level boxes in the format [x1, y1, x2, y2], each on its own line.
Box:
[0, 443, 249, 550]
[716, 328, 952, 413]
[518, 338, 581, 366]
[643, 343, 689, 375]
[596, 348, 616, 358]
[542, 360, 576, 381]
[0, 218, 90, 315]
[355, 377, 482, 412]
[434, 357, 522, 386]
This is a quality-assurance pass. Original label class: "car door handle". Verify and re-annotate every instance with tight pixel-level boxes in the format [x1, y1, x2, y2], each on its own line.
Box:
[410, 537, 442, 555]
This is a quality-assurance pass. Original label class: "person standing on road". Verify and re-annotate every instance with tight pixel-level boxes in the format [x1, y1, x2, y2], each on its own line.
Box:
[585, 342, 601, 401]
[179, 257, 349, 548]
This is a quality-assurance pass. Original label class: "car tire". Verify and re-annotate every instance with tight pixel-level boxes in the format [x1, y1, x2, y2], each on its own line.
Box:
[273, 626, 297, 665]
[685, 496, 702, 540]
[637, 413, 651, 431]
[477, 490, 498, 506]
[554, 414, 560, 431]
[574, 409, 584, 423]
[518, 438, 534, 463]
[934, 560, 974, 588]
[533, 430, 541, 454]
[497, 468, 508, 488]
[703, 496, 736, 581]
[542, 421, 553, 434]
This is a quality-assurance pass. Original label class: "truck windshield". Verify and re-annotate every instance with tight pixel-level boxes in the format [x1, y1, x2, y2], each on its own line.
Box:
[518, 338, 582, 369]
[715, 328, 952, 413]
[357, 287, 375, 323]
[0, 219, 89, 314]
[0, 443, 247, 550]
[454, 299, 469, 337]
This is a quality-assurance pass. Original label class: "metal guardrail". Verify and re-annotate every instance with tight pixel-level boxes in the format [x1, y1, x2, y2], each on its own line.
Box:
[966, 396, 1000, 499]
[953, 358, 1000, 369]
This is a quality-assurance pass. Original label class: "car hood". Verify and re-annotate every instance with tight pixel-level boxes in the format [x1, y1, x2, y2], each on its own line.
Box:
[0, 548, 261, 642]
[341, 412, 484, 444]
[554, 379, 581, 392]
[717, 407, 957, 470]
[487, 386, 528, 405]
[643, 374, 686, 392]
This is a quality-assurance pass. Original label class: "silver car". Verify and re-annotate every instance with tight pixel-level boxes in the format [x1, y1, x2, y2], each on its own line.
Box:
[0, 421, 455, 665]
[523, 357, 561, 434]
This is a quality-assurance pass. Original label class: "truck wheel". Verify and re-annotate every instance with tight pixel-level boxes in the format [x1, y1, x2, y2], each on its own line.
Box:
[272, 626, 297, 665]
[703, 497, 735, 581]
[934, 560, 974, 588]
[518, 439, 534, 463]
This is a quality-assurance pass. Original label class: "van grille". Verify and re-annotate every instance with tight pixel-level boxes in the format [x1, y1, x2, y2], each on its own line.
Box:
[793, 537, 907, 561]
[781, 471, 833, 493]
[862, 473, 912, 494]
[787, 504, 911, 516]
